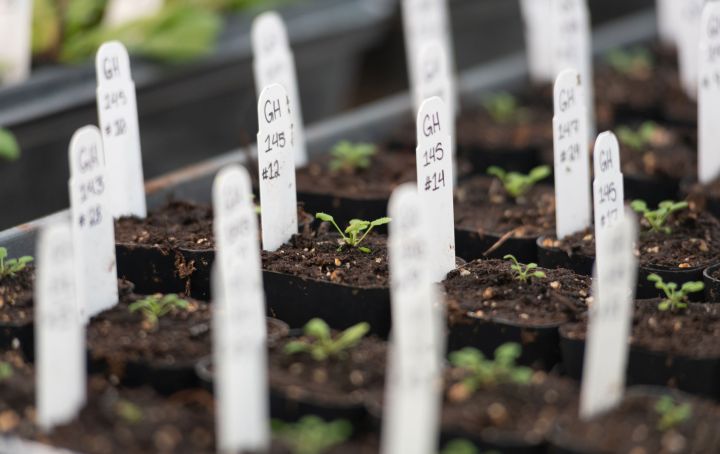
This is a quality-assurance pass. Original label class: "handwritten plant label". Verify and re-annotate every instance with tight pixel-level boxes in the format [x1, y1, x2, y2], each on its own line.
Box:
[0, 0, 33, 85]
[699, 2, 720, 184]
[677, 0, 704, 99]
[416, 42, 455, 119]
[401, 0, 456, 116]
[252, 12, 307, 167]
[551, 0, 595, 137]
[212, 165, 269, 452]
[580, 209, 638, 419]
[381, 183, 443, 454]
[257, 83, 298, 251]
[553, 69, 591, 239]
[104, 0, 163, 27]
[68, 126, 119, 320]
[415, 96, 455, 282]
[592, 131, 624, 250]
[96, 41, 146, 219]
[520, 0, 553, 82]
[35, 221, 86, 431]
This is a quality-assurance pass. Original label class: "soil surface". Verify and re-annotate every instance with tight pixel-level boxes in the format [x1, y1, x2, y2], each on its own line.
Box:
[552, 390, 720, 453]
[443, 259, 591, 326]
[562, 300, 720, 359]
[455, 107, 553, 152]
[0, 267, 34, 324]
[268, 334, 387, 409]
[0, 350, 35, 435]
[262, 226, 389, 288]
[455, 177, 555, 239]
[617, 124, 696, 181]
[660, 68, 697, 126]
[541, 208, 720, 269]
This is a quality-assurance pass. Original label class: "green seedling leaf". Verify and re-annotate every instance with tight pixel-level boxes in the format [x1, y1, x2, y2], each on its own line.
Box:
[272, 416, 352, 454]
[647, 274, 703, 312]
[630, 199, 688, 234]
[0, 129, 21, 162]
[284, 318, 370, 362]
[482, 92, 524, 124]
[655, 395, 692, 432]
[0, 247, 34, 279]
[448, 343, 532, 398]
[617, 122, 659, 151]
[128, 293, 190, 329]
[504, 254, 546, 283]
[315, 212, 391, 253]
[329, 141, 377, 173]
[606, 47, 653, 76]
[115, 400, 143, 424]
[0, 362, 13, 382]
[487, 165, 550, 199]
[440, 439, 482, 454]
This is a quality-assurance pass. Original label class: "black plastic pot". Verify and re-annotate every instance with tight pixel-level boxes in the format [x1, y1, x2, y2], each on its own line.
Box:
[456, 227, 539, 263]
[703, 263, 720, 303]
[0, 318, 33, 361]
[460, 145, 540, 176]
[536, 237, 594, 276]
[115, 243, 187, 296]
[559, 322, 720, 400]
[296, 190, 393, 236]
[636, 263, 709, 301]
[623, 173, 681, 207]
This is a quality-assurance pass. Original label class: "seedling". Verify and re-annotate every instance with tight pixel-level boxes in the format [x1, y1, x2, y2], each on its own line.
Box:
[482, 92, 526, 124]
[0, 362, 13, 382]
[487, 165, 551, 199]
[115, 400, 143, 424]
[630, 200, 689, 234]
[606, 47, 653, 76]
[655, 395, 692, 432]
[272, 416, 352, 454]
[284, 318, 369, 361]
[616, 122, 659, 151]
[328, 141, 377, 173]
[647, 274, 703, 312]
[448, 344, 532, 399]
[315, 212, 391, 253]
[0, 247, 33, 279]
[128, 293, 189, 329]
[504, 255, 546, 283]
[0, 128, 20, 161]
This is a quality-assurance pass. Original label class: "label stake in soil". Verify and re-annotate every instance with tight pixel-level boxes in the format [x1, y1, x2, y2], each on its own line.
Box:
[698, 2, 720, 184]
[415, 96, 456, 282]
[68, 125, 119, 320]
[382, 183, 443, 454]
[592, 131, 624, 250]
[96, 41, 147, 219]
[520, 0, 553, 82]
[104, 0, 164, 26]
[677, 0, 704, 99]
[553, 68, 591, 239]
[657, 0, 680, 45]
[212, 165, 269, 452]
[35, 221, 86, 431]
[401, 0, 457, 117]
[550, 0, 595, 137]
[580, 209, 637, 419]
[0, 0, 32, 85]
[252, 12, 307, 167]
[257, 83, 298, 251]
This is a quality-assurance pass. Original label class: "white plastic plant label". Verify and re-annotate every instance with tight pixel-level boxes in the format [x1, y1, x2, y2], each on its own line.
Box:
[104, 0, 163, 27]
[677, 0, 704, 99]
[520, 0, 553, 82]
[0, 0, 33, 86]
[381, 183, 443, 454]
[698, 2, 720, 184]
[35, 221, 86, 432]
[68, 125, 119, 320]
[580, 209, 638, 419]
[553, 69, 591, 239]
[212, 165, 269, 453]
[592, 131, 624, 249]
[415, 96, 455, 282]
[551, 0, 595, 137]
[252, 12, 307, 167]
[96, 41, 147, 219]
[657, 0, 679, 45]
[257, 83, 298, 252]
[415, 42, 455, 121]
[401, 0, 457, 116]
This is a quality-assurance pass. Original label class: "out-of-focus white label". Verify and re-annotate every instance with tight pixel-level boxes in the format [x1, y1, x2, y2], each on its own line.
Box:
[96, 41, 146, 219]
[551, 0, 595, 137]
[592, 131, 624, 250]
[212, 165, 269, 453]
[415, 97, 455, 282]
[257, 83, 298, 252]
[657, 0, 679, 45]
[381, 183, 444, 454]
[35, 222, 86, 432]
[520, 0, 553, 82]
[402, 0, 457, 116]
[553, 69, 592, 239]
[104, 0, 163, 26]
[580, 209, 638, 419]
[677, 0, 704, 99]
[698, 2, 720, 184]
[68, 126, 119, 320]
[252, 12, 307, 167]
[0, 0, 32, 86]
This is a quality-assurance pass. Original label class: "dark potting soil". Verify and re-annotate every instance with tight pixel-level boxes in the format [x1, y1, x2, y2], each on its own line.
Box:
[443, 370, 578, 446]
[660, 69, 697, 126]
[295, 149, 416, 200]
[267, 435, 379, 454]
[455, 177, 555, 239]
[0, 267, 34, 324]
[261, 227, 389, 289]
[686, 178, 720, 209]
[595, 62, 663, 117]
[0, 350, 35, 435]
[443, 259, 591, 327]
[268, 334, 387, 409]
[454, 107, 553, 152]
[618, 124, 696, 182]
[541, 208, 720, 269]
[552, 390, 720, 453]
[561, 300, 720, 359]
